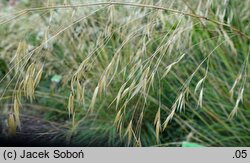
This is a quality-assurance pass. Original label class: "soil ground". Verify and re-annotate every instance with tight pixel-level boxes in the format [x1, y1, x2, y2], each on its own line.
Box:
[0, 110, 67, 146]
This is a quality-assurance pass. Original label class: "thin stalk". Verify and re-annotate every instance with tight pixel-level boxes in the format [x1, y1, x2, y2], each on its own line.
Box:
[5, 1, 250, 40]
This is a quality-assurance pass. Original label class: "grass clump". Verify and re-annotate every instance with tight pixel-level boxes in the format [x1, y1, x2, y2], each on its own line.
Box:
[0, 0, 250, 146]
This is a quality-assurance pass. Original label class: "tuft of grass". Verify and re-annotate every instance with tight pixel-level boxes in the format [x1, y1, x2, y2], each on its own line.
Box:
[0, 0, 250, 146]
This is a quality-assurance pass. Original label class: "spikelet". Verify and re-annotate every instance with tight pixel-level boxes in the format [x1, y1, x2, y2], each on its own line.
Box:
[124, 120, 133, 145]
[23, 63, 36, 102]
[89, 86, 99, 113]
[76, 81, 82, 99]
[76, 80, 85, 104]
[154, 108, 161, 144]
[73, 57, 90, 83]
[114, 109, 122, 127]
[221, 28, 237, 55]
[13, 97, 21, 129]
[229, 88, 244, 119]
[229, 74, 242, 100]
[34, 66, 43, 87]
[14, 42, 27, 71]
[72, 112, 76, 128]
[162, 65, 173, 78]
[27, 63, 35, 76]
[163, 103, 177, 130]
[7, 113, 17, 137]
[121, 87, 130, 98]
[68, 93, 74, 118]
[81, 83, 85, 105]
[98, 75, 107, 95]
[176, 92, 186, 112]
[162, 53, 186, 78]
[198, 88, 204, 108]
[116, 83, 127, 110]
[26, 77, 35, 102]
[195, 78, 204, 94]
[118, 121, 123, 138]
[149, 72, 155, 90]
